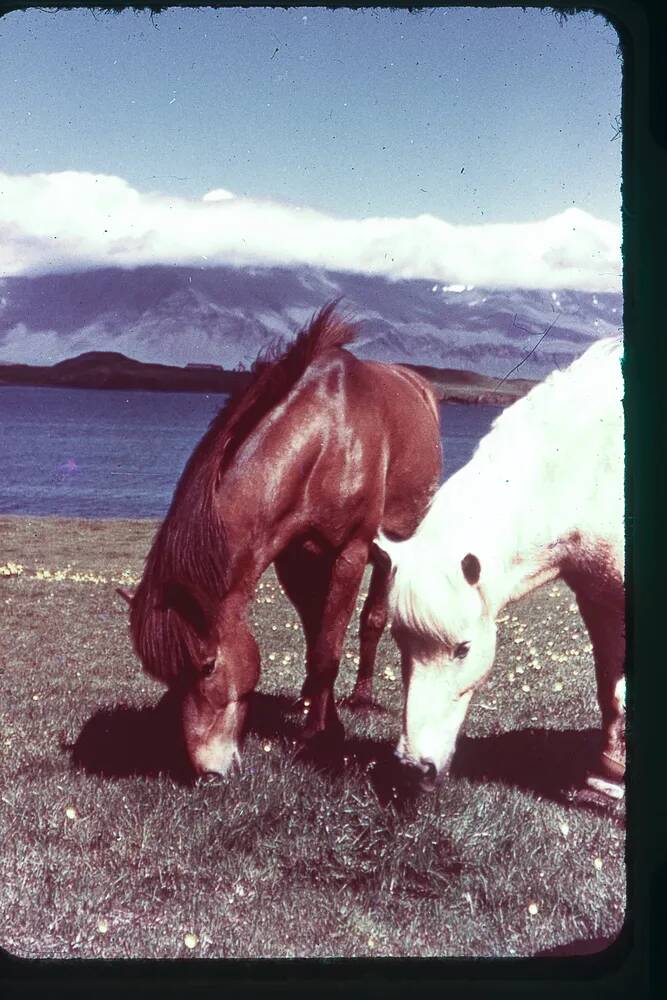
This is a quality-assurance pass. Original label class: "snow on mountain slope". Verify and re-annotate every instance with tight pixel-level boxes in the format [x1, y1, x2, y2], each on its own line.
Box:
[0, 264, 622, 378]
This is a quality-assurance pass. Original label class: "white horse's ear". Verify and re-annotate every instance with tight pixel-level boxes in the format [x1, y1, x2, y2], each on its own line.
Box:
[461, 553, 481, 586]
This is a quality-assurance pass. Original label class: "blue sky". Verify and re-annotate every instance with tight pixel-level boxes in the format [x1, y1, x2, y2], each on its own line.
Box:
[0, 6, 621, 224]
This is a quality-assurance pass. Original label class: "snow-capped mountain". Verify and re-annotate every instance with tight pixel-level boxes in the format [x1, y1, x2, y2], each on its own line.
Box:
[0, 264, 622, 379]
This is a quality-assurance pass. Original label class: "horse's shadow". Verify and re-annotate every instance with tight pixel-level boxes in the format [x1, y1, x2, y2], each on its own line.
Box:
[452, 727, 600, 797]
[66, 688, 193, 784]
[452, 727, 623, 820]
[68, 690, 620, 818]
[66, 689, 408, 799]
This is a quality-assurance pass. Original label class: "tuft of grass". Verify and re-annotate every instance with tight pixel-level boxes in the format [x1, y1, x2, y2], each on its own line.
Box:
[0, 517, 626, 959]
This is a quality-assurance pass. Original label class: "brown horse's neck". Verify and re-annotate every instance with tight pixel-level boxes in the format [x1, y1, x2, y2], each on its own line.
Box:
[212, 446, 300, 599]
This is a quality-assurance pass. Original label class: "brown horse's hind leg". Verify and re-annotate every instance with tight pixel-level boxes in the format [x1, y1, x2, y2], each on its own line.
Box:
[346, 556, 390, 707]
[574, 591, 626, 799]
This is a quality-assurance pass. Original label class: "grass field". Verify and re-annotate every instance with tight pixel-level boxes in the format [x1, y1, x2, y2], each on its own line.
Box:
[0, 516, 626, 961]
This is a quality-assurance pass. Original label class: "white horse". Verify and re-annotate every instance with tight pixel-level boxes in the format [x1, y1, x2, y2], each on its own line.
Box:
[378, 337, 625, 802]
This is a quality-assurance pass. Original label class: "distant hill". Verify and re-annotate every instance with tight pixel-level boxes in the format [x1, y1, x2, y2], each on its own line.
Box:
[0, 350, 534, 406]
[0, 263, 622, 379]
[0, 351, 246, 395]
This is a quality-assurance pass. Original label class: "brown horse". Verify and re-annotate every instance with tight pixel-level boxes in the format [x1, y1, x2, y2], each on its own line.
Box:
[127, 303, 442, 776]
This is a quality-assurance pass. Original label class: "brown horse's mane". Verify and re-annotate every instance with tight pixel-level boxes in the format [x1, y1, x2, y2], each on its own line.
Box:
[131, 301, 358, 682]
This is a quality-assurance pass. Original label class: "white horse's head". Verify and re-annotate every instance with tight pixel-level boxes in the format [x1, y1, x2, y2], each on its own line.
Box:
[376, 534, 497, 789]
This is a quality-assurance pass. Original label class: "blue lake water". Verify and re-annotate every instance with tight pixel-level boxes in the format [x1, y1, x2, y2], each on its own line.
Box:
[0, 386, 502, 519]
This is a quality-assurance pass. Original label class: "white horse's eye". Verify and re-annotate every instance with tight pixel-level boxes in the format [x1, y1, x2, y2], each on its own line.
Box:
[454, 641, 470, 660]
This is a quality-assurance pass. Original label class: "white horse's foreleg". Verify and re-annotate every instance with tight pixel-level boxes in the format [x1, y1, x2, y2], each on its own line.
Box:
[574, 592, 626, 795]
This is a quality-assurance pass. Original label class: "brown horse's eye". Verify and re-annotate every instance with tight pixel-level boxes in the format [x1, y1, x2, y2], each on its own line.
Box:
[454, 642, 470, 660]
[201, 660, 216, 678]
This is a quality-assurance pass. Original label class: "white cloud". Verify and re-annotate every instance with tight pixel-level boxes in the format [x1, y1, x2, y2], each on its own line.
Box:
[0, 170, 621, 291]
[202, 188, 236, 202]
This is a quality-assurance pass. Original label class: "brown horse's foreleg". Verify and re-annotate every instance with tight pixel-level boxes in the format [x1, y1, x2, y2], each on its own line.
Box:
[347, 555, 390, 707]
[274, 541, 336, 692]
[297, 538, 369, 743]
[274, 541, 334, 644]
[574, 591, 626, 798]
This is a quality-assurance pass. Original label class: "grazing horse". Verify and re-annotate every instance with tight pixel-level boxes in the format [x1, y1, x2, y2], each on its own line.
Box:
[378, 337, 625, 801]
[127, 304, 442, 777]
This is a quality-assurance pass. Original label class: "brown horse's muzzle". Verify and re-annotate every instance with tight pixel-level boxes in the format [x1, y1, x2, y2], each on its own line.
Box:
[182, 692, 247, 777]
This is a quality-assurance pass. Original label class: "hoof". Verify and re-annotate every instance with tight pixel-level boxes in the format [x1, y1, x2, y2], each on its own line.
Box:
[341, 691, 383, 712]
[599, 750, 625, 784]
[301, 720, 345, 745]
[345, 679, 373, 706]
[585, 772, 625, 801]
[566, 776, 625, 813]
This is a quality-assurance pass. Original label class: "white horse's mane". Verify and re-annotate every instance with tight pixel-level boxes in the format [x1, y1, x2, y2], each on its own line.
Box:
[470, 336, 622, 469]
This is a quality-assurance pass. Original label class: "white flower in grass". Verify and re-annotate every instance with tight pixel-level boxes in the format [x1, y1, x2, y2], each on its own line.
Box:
[97, 918, 109, 934]
[65, 806, 77, 820]
[527, 902, 539, 916]
[183, 932, 198, 949]
[593, 857, 603, 871]
[559, 821, 570, 837]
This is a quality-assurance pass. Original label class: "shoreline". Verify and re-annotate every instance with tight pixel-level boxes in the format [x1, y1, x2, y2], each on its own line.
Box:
[0, 513, 160, 524]
[0, 381, 518, 407]
[0, 352, 534, 408]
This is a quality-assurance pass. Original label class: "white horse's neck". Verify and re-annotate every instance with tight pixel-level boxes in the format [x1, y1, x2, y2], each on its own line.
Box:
[390, 338, 623, 634]
[423, 460, 563, 616]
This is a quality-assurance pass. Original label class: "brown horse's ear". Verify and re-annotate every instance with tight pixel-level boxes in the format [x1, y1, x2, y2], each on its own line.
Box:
[461, 553, 481, 586]
[161, 582, 209, 638]
[116, 587, 135, 607]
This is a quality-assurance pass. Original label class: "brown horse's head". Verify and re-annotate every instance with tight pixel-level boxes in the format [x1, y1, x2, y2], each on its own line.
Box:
[128, 302, 357, 775]
[130, 561, 261, 776]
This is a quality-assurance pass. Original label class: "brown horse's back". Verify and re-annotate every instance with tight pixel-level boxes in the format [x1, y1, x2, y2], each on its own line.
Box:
[233, 346, 441, 551]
